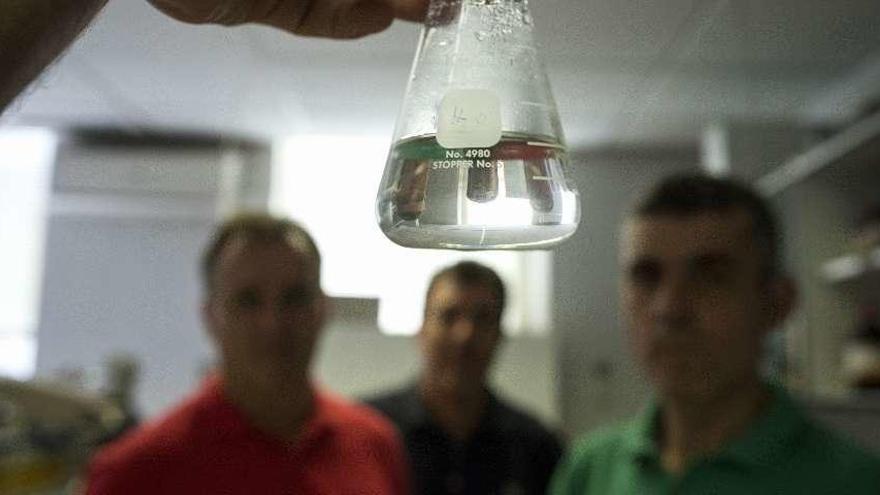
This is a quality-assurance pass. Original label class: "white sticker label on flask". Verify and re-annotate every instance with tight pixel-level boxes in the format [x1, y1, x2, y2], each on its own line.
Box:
[437, 89, 502, 149]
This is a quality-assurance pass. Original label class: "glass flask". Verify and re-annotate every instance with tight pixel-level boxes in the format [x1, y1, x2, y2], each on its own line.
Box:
[376, 0, 580, 250]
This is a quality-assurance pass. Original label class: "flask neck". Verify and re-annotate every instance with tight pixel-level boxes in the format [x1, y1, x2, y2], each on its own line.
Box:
[425, 0, 532, 28]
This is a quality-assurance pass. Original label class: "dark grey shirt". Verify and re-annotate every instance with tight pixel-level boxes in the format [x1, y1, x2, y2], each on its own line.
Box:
[367, 384, 564, 495]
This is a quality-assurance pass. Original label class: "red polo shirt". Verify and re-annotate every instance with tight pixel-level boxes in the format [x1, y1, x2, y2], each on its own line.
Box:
[84, 377, 408, 494]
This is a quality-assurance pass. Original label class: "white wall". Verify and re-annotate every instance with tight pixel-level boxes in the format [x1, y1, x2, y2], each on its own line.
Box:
[0, 128, 56, 379]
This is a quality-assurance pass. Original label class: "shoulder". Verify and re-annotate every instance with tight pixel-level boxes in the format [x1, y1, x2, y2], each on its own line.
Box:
[492, 396, 563, 448]
[549, 421, 635, 494]
[85, 393, 209, 492]
[774, 387, 880, 484]
[90, 396, 209, 463]
[320, 389, 402, 443]
[796, 420, 880, 484]
[363, 385, 415, 424]
[317, 389, 409, 487]
[568, 421, 634, 464]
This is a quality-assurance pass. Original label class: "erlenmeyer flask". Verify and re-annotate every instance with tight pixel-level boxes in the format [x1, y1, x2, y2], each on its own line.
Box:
[376, 0, 580, 250]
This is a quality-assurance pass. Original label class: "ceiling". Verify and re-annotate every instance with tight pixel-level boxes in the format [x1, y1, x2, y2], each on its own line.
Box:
[5, 0, 880, 148]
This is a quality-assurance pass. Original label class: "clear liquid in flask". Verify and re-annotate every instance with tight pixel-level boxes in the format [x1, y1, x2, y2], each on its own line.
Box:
[376, 132, 580, 250]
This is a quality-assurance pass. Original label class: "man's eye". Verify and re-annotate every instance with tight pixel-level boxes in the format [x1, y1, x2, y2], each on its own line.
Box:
[692, 266, 731, 286]
[473, 310, 497, 327]
[281, 288, 313, 307]
[440, 309, 459, 327]
[691, 257, 734, 285]
[629, 261, 660, 287]
[234, 290, 260, 308]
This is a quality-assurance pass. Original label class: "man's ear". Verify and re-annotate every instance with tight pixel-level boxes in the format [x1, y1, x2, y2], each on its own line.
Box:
[201, 298, 218, 341]
[766, 276, 798, 332]
[316, 292, 331, 326]
[415, 323, 429, 351]
[495, 326, 505, 346]
[489, 326, 505, 356]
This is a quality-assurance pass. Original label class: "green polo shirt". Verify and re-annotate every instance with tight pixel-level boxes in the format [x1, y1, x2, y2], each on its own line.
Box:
[550, 385, 880, 494]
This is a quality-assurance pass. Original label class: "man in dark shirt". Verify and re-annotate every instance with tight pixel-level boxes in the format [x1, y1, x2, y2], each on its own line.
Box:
[368, 261, 564, 495]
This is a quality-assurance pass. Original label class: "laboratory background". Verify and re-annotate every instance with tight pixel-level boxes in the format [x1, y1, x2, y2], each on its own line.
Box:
[2, 0, 880, 490]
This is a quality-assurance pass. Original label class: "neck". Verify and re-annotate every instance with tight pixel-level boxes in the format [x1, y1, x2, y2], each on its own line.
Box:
[419, 372, 487, 442]
[659, 378, 769, 474]
[222, 364, 314, 443]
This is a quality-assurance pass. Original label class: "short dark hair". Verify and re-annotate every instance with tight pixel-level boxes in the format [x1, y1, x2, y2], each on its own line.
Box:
[201, 212, 320, 292]
[425, 261, 506, 317]
[632, 174, 781, 278]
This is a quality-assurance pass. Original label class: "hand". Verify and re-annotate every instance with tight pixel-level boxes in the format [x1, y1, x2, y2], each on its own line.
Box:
[146, 0, 428, 38]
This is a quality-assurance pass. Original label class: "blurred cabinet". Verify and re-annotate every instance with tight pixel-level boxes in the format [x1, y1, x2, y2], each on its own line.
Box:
[755, 111, 880, 399]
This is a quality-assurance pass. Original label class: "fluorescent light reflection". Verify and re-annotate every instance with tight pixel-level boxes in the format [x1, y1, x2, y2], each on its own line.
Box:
[0, 127, 57, 378]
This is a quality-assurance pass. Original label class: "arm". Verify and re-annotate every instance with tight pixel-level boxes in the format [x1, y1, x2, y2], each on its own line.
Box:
[0, 0, 109, 110]
[1, 0, 428, 112]
[147, 0, 428, 39]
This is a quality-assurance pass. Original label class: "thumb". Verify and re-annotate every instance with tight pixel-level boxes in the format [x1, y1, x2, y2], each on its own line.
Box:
[391, 0, 429, 22]
[262, 0, 395, 39]
[333, 0, 396, 38]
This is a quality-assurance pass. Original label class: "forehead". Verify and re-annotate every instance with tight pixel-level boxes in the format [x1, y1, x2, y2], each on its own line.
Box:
[621, 209, 755, 262]
[427, 277, 498, 311]
[213, 237, 317, 287]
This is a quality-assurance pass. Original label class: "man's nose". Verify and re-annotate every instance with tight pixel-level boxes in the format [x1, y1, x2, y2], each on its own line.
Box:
[650, 273, 691, 327]
[256, 304, 284, 330]
[450, 317, 477, 345]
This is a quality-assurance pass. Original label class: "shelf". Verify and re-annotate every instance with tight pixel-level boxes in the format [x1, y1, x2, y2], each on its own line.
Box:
[820, 248, 880, 285]
[757, 111, 880, 196]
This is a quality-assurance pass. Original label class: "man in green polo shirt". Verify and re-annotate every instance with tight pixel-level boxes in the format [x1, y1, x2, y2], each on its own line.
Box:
[550, 174, 880, 495]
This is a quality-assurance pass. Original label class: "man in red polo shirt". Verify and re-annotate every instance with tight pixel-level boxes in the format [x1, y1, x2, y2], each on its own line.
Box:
[83, 213, 408, 494]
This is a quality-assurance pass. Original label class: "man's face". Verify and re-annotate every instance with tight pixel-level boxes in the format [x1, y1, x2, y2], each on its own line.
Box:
[619, 209, 781, 400]
[203, 237, 325, 380]
[419, 277, 502, 387]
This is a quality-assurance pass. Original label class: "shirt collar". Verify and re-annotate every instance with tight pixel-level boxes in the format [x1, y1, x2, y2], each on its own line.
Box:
[295, 387, 342, 449]
[396, 382, 433, 428]
[622, 383, 808, 469]
[716, 383, 808, 468]
[200, 374, 337, 451]
[398, 381, 503, 435]
[622, 401, 662, 463]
